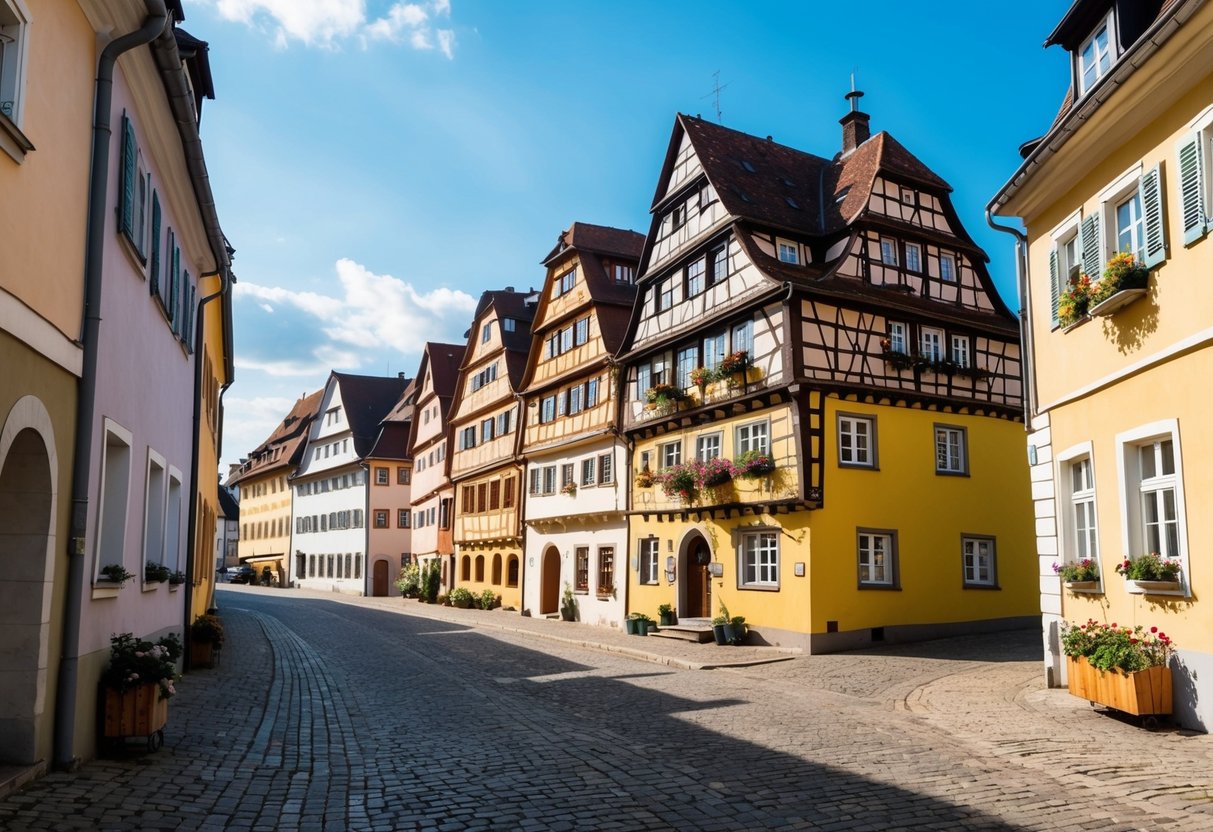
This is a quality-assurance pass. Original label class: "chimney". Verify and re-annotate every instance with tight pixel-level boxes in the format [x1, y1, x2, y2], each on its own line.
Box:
[398, 372, 405, 381]
[840, 86, 870, 155]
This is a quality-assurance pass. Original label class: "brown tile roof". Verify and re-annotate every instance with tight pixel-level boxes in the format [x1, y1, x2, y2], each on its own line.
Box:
[368, 421, 412, 462]
[544, 222, 645, 310]
[471, 290, 537, 363]
[332, 372, 409, 458]
[228, 388, 323, 485]
[424, 342, 467, 401]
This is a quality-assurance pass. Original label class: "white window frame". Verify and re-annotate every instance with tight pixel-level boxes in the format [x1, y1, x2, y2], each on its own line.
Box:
[904, 242, 922, 273]
[0, 0, 30, 138]
[879, 237, 898, 266]
[95, 419, 133, 581]
[1077, 11, 1115, 96]
[581, 458, 596, 487]
[598, 453, 614, 485]
[638, 538, 659, 586]
[939, 252, 957, 283]
[961, 536, 997, 588]
[857, 529, 897, 588]
[1056, 442, 1101, 570]
[949, 335, 970, 368]
[837, 413, 876, 469]
[934, 424, 968, 476]
[888, 321, 907, 354]
[777, 239, 799, 265]
[1097, 162, 1144, 262]
[735, 419, 770, 455]
[142, 449, 167, 570]
[695, 432, 722, 463]
[1115, 419, 1189, 595]
[660, 441, 681, 469]
[737, 529, 779, 589]
[920, 327, 943, 362]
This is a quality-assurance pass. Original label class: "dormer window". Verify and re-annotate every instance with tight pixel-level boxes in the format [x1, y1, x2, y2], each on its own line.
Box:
[480, 322, 492, 344]
[672, 203, 687, 230]
[777, 240, 799, 265]
[1078, 13, 1114, 95]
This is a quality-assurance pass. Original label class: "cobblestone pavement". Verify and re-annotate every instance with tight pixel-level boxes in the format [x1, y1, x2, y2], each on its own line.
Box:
[2, 587, 1211, 831]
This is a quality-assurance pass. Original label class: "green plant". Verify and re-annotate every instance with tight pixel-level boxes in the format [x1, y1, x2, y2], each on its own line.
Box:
[1052, 559, 1100, 582]
[101, 632, 182, 699]
[657, 603, 673, 616]
[560, 583, 578, 621]
[1090, 252, 1149, 305]
[396, 563, 421, 597]
[191, 614, 224, 648]
[99, 564, 135, 586]
[711, 600, 731, 627]
[421, 560, 441, 603]
[478, 589, 498, 610]
[1115, 553, 1181, 582]
[1061, 619, 1174, 672]
[689, 366, 716, 388]
[734, 450, 775, 478]
[561, 482, 578, 497]
[168, 570, 186, 585]
[145, 562, 171, 583]
[654, 463, 698, 501]
[449, 587, 474, 608]
[645, 383, 686, 405]
[718, 350, 749, 375]
[635, 468, 655, 488]
[1058, 274, 1093, 326]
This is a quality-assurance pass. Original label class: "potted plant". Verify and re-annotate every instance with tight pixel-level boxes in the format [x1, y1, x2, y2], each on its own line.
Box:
[657, 603, 676, 627]
[689, 366, 716, 389]
[145, 562, 171, 584]
[396, 563, 421, 598]
[1052, 558, 1101, 591]
[631, 612, 653, 636]
[718, 350, 749, 376]
[478, 589, 498, 610]
[99, 564, 135, 587]
[560, 583, 578, 621]
[1058, 274, 1093, 328]
[100, 632, 181, 748]
[1061, 619, 1174, 726]
[698, 457, 736, 488]
[645, 383, 686, 408]
[449, 587, 474, 608]
[723, 615, 747, 646]
[190, 614, 224, 669]
[1089, 252, 1149, 316]
[561, 482, 578, 497]
[655, 463, 698, 502]
[635, 468, 655, 488]
[734, 450, 775, 479]
[168, 570, 186, 587]
[1115, 553, 1182, 593]
[711, 602, 731, 646]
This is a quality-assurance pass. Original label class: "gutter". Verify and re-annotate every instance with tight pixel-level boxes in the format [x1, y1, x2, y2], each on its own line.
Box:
[56, 0, 169, 772]
[985, 211, 1037, 430]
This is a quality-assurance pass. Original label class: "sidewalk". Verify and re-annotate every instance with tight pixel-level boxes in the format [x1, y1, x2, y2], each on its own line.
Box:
[215, 584, 799, 670]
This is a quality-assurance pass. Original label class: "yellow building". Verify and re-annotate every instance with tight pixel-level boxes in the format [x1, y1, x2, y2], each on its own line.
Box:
[228, 390, 323, 585]
[620, 105, 1036, 651]
[450, 291, 536, 610]
[990, 0, 1213, 731]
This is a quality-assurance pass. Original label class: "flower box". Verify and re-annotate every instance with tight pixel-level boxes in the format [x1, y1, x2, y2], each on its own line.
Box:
[103, 683, 168, 739]
[1064, 580, 1101, 593]
[1127, 579, 1182, 594]
[1066, 656, 1172, 717]
[1088, 287, 1148, 317]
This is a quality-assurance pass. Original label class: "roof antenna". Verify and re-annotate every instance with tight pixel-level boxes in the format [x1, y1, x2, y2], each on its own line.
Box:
[701, 70, 729, 124]
[846, 69, 863, 112]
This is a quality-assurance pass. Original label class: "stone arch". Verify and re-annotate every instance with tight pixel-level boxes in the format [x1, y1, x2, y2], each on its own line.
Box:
[460, 555, 471, 581]
[491, 553, 502, 585]
[676, 524, 713, 619]
[0, 395, 58, 765]
[474, 554, 485, 582]
[539, 545, 561, 615]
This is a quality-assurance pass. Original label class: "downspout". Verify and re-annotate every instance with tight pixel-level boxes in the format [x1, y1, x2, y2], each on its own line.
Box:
[56, 0, 169, 772]
[985, 210, 1037, 429]
[183, 269, 227, 665]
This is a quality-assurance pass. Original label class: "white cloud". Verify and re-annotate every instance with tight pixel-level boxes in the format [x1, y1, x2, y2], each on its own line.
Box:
[210, 0, 456, 56]
[259, 303, 275, 314]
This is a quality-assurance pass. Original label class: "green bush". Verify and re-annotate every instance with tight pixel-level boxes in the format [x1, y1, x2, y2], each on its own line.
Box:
[395, 563, 421, 597]
[478, 589, 498, 610]
[449, 587, 474, 608]
[422, 560, 441, 603]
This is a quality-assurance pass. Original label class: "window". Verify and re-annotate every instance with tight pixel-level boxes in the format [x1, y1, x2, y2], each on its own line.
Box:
[739, 531, 778, 588]
[700, 182, 717, 208]
[675, 345, 698, 390]
[496, 409, 513, 436]
[397, 466, 410, 485]
[575, 546, 589, 591]
[685, 257, 706, 296]
[920, 327, 943, 362]
[660, 441, 681, 469]
[1069, 457, 1098, 560]
[777, 240, 798, 264]
[711, 245, 728, 285]
[540, 396, 556, 424]
[475, 555, 484, 582]
[638, 538, 659, 585]
[858, 530, 897, 587]
[1078, 16, 1113, 95]
[142, 453, 166, 567]
[962, 537, 997, 587]
[489, 480, 500, 510]
[735, 421, 769, 455]
[935, 425, 968, 475]
[657, 279, 674, 312]
[375, 467, 389, 486]
[1114, 190, 1144, 262]
[528, 468, 541, 496]
[96, 422, 133, 577]
[0, 0, 28, 132]
[612, 263, 634, 284]
[462, 485, 475, 514]
[481, 418, 494, 444]
[672, 203, 687, 229]
[695, 433, 721, 462]
[542, 466, 557, 495]
[940, 253, 957, 283]
[1177, 118, 1212, 245]
[1137, 437, 1180, 559]
[502, 317, 515, 332]
[950, 335, 970, 368]
[837, 414, 876, 468]
[900, 187, 915, 205]
[477, 483, 488, 512]
[598, 453, 613, 485]
[503, 476, 515, 509]
[597, 546, 615, 594]
[560, 463, 575, 489]
[574, 317, 589, 346]
[586, 377, 599, 408]
[398, 509, 410, 528]
[702, 331, 726, 372]
[731, 319, 753, 356]
[555, 268, 577, 297]
[880, 237, 898, 266]
[481, 322, 492, 344]
[581, 458, 596, 487]
[568, 385, 583, 415]
[905, 243, 921, 273]
[459, 426, 477, 450]
[888, 322, 907, 354]
[507, 555, 519, 587]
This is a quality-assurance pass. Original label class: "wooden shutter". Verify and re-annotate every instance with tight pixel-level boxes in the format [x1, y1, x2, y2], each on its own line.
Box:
[149, 192, 161, 294]
[1048, 248, 1060, 328]
[119, 115, 136, 239]
[162, 228, 173, 308]
[180, 272, 191, 342]
[1139, 164, 1166, 268]
[1177, 132, 1207, 245]
[170, 245, 180, 331]
[1080, 213, 1101, 279]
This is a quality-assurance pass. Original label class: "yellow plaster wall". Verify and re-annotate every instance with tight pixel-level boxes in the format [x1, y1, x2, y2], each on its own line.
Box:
[454, 545, 522, 609]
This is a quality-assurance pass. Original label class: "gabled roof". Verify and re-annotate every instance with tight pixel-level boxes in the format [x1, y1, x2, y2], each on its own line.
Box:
[471, 289, 537, 363]
[543, 222, 645, 311]
[217, 485, 239, 520]
[368, 421, 413, 462]
[425, 342, 468, 402]
[332, 372, 409, 458]
[228, 388, 323, 485]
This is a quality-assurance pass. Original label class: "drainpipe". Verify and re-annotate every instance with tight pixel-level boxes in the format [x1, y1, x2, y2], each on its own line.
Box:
[985, 210, 1037, 429]
[183, 269, 228, 667]
[56, 0, 169, 772]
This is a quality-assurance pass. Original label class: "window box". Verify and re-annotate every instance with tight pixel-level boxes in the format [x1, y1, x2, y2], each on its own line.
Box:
[1126, 579, 1182, 595]
[1063, 580, 1101, 593]
[1066, 656, 1172, 720]
[1088, 287, 1147, 317]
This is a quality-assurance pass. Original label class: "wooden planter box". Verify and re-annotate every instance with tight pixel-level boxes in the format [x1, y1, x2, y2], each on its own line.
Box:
[103, 683, 168, 738]
[1066, 656, 1172, 716]
[190, 641, 216, 669]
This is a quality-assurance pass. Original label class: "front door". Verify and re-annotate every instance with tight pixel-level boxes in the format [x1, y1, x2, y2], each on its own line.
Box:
[540, 547, 561, 615]
[372, 559, 389, 596]
[684, 537, 711, 618]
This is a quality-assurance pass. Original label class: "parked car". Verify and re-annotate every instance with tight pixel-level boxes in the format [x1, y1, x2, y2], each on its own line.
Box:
[228, 565, 255, 584]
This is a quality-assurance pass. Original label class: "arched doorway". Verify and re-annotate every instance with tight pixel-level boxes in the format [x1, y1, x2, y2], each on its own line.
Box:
[372, 559, 389, 596]
[681, 532, 712, 618]
[540, 546, 561, 615]
[0, 427, 54, 765]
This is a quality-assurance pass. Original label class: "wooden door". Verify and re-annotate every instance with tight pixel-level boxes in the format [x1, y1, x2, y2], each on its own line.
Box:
[684, 538, 711, 618]
[372, 560, 389, 596]
[540, 547, 560, 615]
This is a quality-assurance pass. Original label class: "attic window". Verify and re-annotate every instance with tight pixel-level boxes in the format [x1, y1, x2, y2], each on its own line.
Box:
[835, 186, 851, 204]
[740, 159, 756, 173]
[1077, 12, 1114, 95]
[735, 188, 752, 203]
[785, 197, 800, 209]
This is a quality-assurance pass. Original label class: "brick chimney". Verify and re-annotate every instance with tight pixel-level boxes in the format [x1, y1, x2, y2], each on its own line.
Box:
[840, 88, 870, 155]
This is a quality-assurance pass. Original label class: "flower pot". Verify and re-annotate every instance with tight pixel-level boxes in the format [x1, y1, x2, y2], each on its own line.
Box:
[712, 624, 727, 645]
[659, 611, 675, 627]
[625, 618, 639, 635]
[722, 623, 738, 644]
[190, 641, 215, 669]
[635, 621, 649, 636]
[1089, 287, 1148, 317]
[1064, 580, 1100, 592]
[1066, 656, 1172, 717]
[1127, 579, 1182, 594]
[103, 683, 168, 739]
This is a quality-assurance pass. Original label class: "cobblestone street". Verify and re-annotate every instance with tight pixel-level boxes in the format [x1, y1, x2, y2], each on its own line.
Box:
[3, 587, 1211, 831]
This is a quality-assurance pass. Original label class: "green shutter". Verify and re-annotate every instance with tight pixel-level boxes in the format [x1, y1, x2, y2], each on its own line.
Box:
[119, 115, 136, 239]
[1049, 248, 1060, 328]
[1080, 213, 1101, 279]
[1177, 132, 1207, 245]
[187, 286, 197, 354]
[180, 272, 191, 342]
[149, 192, 161, 294]
[170, 244, 180, 329]
[1139, 164, 1166, 268]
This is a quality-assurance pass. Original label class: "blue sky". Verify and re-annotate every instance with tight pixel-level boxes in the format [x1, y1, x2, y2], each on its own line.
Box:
[192, 1, 1070, 471]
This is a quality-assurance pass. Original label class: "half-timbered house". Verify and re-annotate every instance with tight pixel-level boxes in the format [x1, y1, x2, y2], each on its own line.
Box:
[619, 100, 1036, 651]
[450, 290, 536, 610]
[518, 223, 644, 625]
[408, 342, 465, 594]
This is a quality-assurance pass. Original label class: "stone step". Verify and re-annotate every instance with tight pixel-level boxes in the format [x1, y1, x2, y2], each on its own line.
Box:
[650, 625, 715, 643]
